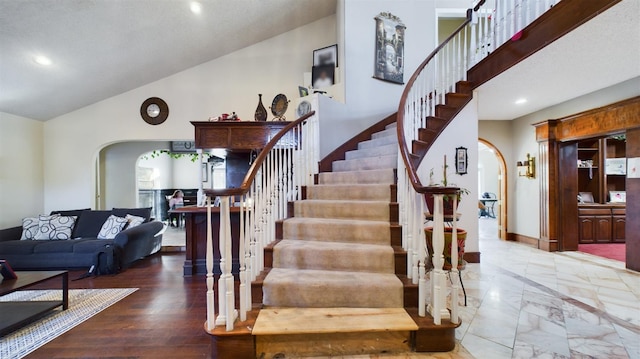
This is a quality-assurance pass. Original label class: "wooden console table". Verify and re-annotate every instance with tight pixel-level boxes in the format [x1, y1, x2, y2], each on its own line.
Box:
[170, 206, 241, 276]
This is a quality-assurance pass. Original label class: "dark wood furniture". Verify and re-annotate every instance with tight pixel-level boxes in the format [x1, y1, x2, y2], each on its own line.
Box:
[533, 96, 640, 271]
[578, 204, 625, 244]
[170, 206, 242, 276]
[177, 121, 292, 276]
[0, 270, 68, 335]
[192, 121, 289, 150]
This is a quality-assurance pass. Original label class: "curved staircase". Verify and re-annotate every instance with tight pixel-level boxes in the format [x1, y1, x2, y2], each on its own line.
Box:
[253, 124, 418, 357]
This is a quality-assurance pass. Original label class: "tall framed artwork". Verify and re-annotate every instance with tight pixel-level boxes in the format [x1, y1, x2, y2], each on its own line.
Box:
[373, 12, 406, 84]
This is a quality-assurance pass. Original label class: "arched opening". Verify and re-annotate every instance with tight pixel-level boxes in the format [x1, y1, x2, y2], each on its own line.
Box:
[478, 139, 508, 240]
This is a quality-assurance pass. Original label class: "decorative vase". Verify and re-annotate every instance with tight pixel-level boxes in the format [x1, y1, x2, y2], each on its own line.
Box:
[254, 94, 267, 122]
[424, 227, 467, 269]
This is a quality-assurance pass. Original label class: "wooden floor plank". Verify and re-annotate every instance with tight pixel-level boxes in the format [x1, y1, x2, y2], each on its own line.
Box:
[23, 252, 213, 359]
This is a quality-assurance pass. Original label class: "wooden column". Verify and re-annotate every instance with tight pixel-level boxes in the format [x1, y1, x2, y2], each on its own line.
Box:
[625, 128, 640, 271]
[534, 120, 560, 251]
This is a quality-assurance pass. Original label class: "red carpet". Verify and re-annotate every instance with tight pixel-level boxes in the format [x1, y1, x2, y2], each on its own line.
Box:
[578, 243, 626, 262]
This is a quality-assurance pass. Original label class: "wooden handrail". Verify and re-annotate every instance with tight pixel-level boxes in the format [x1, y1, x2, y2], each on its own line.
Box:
[204, 111, 316, 197]
[396, 9, 473, 194]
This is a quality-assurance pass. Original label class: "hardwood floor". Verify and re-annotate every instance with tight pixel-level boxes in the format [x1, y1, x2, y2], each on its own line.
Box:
[26, 252, 213, 359]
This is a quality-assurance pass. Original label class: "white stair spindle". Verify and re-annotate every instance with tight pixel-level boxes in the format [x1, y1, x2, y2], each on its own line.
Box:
[450, 195, 460, 324]
[205, 197, 216, 331]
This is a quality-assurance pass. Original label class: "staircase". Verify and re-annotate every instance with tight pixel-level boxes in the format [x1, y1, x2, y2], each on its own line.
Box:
[252, 123, 419, 357]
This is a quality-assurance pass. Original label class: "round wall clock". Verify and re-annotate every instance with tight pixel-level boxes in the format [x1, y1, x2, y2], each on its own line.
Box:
[140, 97, 169, 125]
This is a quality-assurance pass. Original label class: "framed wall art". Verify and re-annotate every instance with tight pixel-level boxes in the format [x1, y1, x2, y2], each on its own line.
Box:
[373, 12, 406, 84]
[455, 147, 468, 175]
[313, 44, 338, 67]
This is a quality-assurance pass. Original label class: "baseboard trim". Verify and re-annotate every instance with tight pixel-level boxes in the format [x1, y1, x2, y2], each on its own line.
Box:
[463, 252, 480, 263]
[507, 233, 557, 252]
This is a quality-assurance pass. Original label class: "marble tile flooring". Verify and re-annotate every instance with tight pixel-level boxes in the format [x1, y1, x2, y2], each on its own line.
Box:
[160, 217, 639, 358]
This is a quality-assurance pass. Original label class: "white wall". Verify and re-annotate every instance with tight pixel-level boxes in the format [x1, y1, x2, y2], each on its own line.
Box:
[0, 112, 44, 227]
[318, 0, 440, 157]
[418, 96, 480, 254]
[478, 149, 499, 196]
[43, 15, 337, 212]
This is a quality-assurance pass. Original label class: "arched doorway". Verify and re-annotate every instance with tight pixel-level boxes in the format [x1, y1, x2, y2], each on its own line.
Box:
[478, 139, 508, 240]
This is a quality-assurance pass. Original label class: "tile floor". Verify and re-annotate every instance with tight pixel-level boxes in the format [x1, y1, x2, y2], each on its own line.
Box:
[161, 218, 640, 358]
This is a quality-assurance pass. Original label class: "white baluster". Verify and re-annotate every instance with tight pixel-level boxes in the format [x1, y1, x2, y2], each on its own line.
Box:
[450, 195, 460, 324]
[215, 195, 227, 327]
[239, 195, 247, 322]
[205, 197, 216, 331]
[222, 196, 237, 331]
[418, 198, 427, 317]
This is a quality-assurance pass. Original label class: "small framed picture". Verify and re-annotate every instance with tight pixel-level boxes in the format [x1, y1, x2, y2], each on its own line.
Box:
[312, 65, 335, 89]
[455, 147, 468, 175]
[202, 163, 208, 182]
[298, 86, 309, 97]
[313, 44, 338, 67]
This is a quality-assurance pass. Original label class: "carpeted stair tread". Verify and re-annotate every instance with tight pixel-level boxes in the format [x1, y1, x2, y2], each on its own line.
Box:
[371, 127, 397, 139]
[345, 143, 398, 160]
[262, 268, 403, 308]
[273, 239, 394, 273]
[282, 217, 391, 245]
[252, 307, 417, 335]
[318, 169, 396, 185]
[306, 184, 391, 201]
[294, 200, 389, 221]
[332, 154, 397, 172]
[358, 135, 398, 149]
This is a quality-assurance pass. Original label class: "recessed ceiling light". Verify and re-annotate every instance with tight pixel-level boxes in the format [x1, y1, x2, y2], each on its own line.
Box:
[190, 2, 202, 14]
[33, 55, 52, 66]
[515, 98, 527, 105]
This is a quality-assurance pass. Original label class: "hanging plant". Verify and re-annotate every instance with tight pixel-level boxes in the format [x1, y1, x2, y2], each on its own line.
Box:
[141, 150, 210, 163]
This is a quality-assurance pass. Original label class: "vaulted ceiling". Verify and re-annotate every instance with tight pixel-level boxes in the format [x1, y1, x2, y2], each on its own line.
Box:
[0, 0, 637, 122]
[0, 0, 337, 120]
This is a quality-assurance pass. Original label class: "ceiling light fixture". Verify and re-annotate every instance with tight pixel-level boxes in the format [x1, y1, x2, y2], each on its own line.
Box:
[190, 2, 202, 14]
[515, 98, 527, 105]
[33, 55, 52, 66]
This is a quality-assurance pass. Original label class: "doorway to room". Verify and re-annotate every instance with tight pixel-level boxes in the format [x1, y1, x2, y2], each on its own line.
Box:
[478, 139, 507, 240]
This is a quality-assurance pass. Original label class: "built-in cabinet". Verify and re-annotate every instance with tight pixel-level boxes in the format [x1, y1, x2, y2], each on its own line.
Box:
[576, 136, 626, 244]
[578, 205, 625, 243]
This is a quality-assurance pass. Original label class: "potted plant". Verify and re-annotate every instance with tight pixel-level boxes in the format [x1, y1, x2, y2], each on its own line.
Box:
[424, 156, 469, 217]
[424, 155, 468, 268]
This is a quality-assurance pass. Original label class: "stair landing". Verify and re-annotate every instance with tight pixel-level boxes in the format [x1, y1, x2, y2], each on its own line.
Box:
[253, 307, 417, 357]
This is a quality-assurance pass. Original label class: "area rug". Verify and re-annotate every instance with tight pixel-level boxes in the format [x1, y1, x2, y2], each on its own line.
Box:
[578, 243, 626, 262]
[0, 288, 137, 359]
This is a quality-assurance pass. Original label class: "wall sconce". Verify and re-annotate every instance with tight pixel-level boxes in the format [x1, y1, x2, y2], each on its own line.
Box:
[517, 153, 536, 179]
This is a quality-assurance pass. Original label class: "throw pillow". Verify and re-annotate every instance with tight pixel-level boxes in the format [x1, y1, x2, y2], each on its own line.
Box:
[97, 215, 128, 239]
[20, 217, 39, 240]
[125, 214, 145, 229]
[34, 214, 77, 240]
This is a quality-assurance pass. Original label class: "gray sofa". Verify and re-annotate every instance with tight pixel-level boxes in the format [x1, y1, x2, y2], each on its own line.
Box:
[0, 208, 164, 274]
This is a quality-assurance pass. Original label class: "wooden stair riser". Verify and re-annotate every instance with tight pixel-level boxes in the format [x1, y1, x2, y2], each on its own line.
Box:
[425, 116, 447, 131]
[435, 104, 457, 119]
[445, 92, 472, 108]
[255, 331, 412, 358]
[418, 128, 438, 143]
[455, 80, 473, 94]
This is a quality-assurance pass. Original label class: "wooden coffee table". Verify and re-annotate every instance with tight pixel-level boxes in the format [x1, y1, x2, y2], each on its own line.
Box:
[0, 270, 68, 336]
